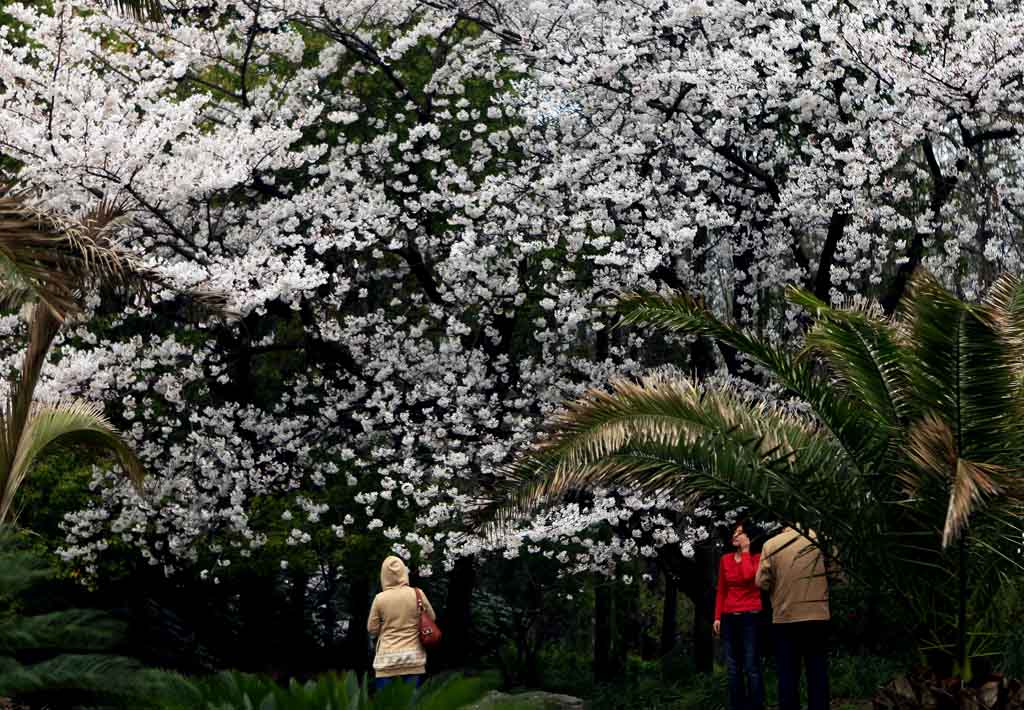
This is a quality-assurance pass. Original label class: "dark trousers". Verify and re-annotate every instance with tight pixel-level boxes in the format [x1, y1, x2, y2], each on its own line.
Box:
[374, 674, 421, 691]
[722, 612, 764, 710]
[774, 620, 829, 710]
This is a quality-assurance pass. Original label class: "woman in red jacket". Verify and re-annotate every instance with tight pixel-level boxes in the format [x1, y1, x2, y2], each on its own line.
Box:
[714, 520, 764, 710]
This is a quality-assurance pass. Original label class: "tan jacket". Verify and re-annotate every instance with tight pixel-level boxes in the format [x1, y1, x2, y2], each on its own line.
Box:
[755, 527, 831, 624]
[367, 556, 436, 677]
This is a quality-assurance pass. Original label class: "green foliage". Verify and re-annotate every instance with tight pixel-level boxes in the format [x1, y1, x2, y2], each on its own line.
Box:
[1001, 625, 1024, 681]
[996, 578, 1024, 680]
[10, 449, 94, 548]
[828, 655, 906, 700]
[582, 654, 895, 710]
[178, 670, 497, 710]
[587, 667, 726, 710]
[0, 533, 197, 709]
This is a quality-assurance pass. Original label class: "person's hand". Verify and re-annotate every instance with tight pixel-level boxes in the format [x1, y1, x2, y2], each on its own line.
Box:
[713, 620, 720, 637]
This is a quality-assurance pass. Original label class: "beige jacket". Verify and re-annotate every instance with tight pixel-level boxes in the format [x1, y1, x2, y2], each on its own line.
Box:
[755, 527, 831, 624]
[367, 556, 436, 677]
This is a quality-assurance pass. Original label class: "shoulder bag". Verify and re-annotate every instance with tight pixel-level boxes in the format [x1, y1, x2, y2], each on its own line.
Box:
[414, 587, 442, 648]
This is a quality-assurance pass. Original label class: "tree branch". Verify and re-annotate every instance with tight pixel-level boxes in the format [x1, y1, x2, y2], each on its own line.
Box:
[812, 209, 848, 301]
[391, 244, 444, 305]
[881, 138, 955, 314]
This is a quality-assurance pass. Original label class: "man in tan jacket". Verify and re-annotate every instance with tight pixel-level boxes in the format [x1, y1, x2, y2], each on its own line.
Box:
[756, 527, 830, 710]
[367, 556, 436, 690]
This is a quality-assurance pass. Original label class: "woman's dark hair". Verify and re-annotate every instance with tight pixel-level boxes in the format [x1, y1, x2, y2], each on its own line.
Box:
[722, 518, 765, 551]
[720, 518, 746, 549]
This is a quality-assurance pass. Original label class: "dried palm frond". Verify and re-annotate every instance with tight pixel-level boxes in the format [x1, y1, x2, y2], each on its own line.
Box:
[0, 189, 231, 319]
[100, 0, 164, 22]
[901, 412, 1008, 547]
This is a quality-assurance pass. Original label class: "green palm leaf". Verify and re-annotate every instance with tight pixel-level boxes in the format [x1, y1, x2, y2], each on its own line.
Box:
[488, 375, 852, 542]
[0, 399, 144, 524]
[0, 191, 230, 527]
[618, 289, 886, 471]
[0, 609, 124, 655]
[789, 286, 914, 429]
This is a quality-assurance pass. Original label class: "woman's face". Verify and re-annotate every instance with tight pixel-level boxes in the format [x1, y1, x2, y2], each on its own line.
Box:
[731, 525, 749, 549]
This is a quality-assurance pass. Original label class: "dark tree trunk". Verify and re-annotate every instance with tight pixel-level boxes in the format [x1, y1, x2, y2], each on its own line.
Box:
[723, 245, 756, 374]
[593, 583, 613, 681]
[671, 540, 717, 675]
[320, 568, 339, 655]
[342, 573, 371, 675]
[286, 568, 311, 675]
[527, 578, 545, 685]
[881, 138, 956, 314]
[437, 556, 476, 671]
[691, 543, 717, 674]
[613, 581, 636, 675]
[813, 210, 848, 301]
[691, 574, 715, 673]
[660, 572, 679, 656]
[652, 228, 731, 376]
[236, 570, 280, 672]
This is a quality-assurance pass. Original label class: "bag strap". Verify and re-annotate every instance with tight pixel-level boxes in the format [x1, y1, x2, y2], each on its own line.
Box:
[414, 586, 424, 612]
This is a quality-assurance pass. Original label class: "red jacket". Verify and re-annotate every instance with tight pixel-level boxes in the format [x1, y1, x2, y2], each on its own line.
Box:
[715, 551, 762, 621]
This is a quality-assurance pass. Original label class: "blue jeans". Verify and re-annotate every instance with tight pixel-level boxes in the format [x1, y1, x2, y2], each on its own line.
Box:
[722, 612, 764, 710]
[374, 674, 422, 691]
[774, 621, 829, 710]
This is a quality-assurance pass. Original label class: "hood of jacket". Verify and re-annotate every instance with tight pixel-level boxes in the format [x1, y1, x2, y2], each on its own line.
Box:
[380, 556, 409, 590]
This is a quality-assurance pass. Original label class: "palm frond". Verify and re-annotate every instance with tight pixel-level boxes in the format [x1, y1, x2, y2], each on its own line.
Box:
[789, 286, 914, 428]
[984, 273, 1024, 341]
[0, 399, 144, 524]
[902, 272, 1024, 464]
[618, 290, 795, 374]
[537, 375, 818, 469]
[101, 0, 164, 22]
[618, 289, 887, 470]
[901, 413, 1006, 547]
[0, 193, 89, 318]
[486, 376, 851, 540]
[0, 610, 124, 655]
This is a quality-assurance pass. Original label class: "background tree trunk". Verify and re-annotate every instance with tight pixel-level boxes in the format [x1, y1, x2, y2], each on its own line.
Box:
[342, 574, 371, 675]
[613, 581, 635, 675]
[690, 542, 716, 674]
[593, 583, 613, 681]
[437, 556, 476, 671]
[660, 571, 679, 656]
[659, 536, 717, 674]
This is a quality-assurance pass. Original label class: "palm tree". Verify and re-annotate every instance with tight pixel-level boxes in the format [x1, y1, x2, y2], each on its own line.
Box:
[0, 190, 226, 525]
[492, 270, 1024, 685]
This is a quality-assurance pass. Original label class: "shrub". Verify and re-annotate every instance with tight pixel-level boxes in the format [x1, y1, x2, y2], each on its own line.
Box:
[0, 534, 196, 709]
[181, 670, 497, 710]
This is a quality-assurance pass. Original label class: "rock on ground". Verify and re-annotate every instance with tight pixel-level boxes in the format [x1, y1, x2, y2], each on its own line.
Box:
[465, 689, 585, 710]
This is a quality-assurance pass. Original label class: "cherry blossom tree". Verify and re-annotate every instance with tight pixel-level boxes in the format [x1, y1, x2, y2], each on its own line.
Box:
[0, 0, 1022, 667]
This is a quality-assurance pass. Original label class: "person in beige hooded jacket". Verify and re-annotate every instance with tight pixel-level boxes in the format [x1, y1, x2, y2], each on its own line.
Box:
[367, 556, 436, 689]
